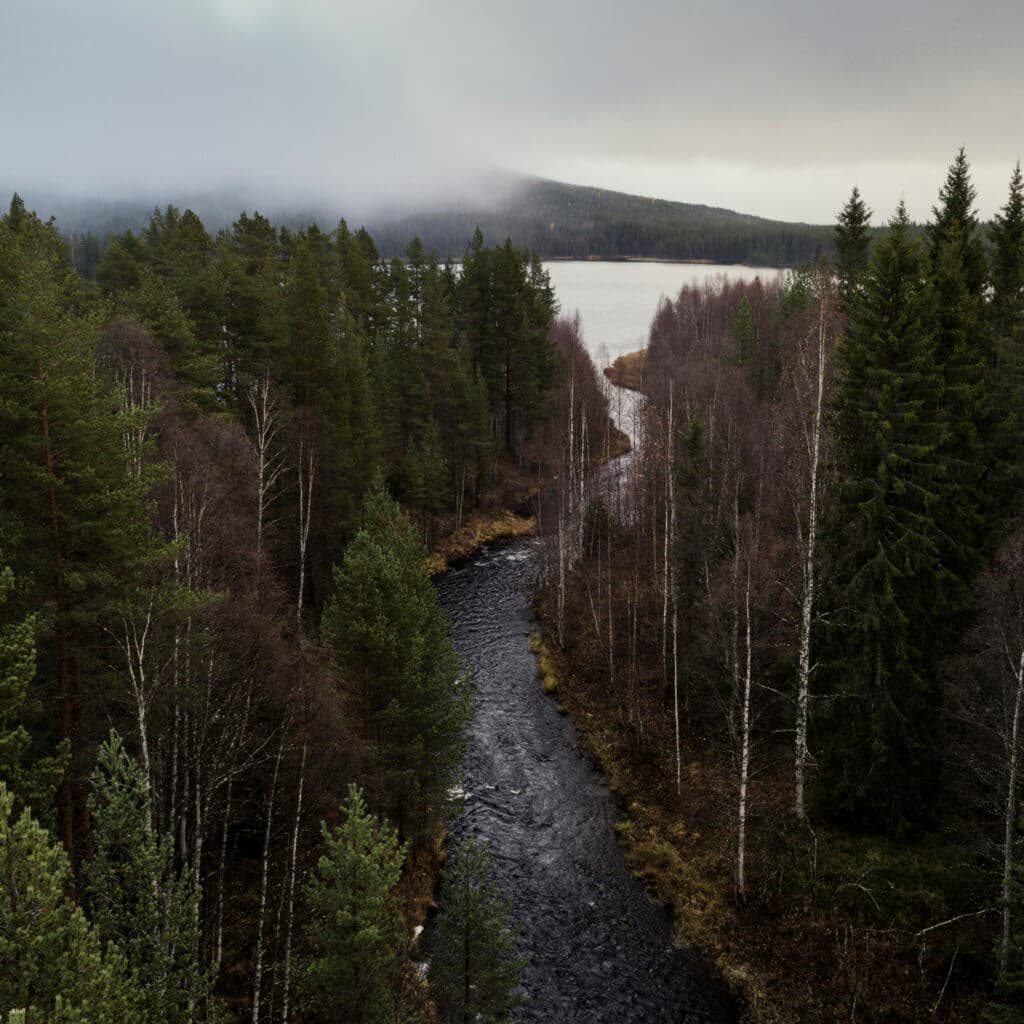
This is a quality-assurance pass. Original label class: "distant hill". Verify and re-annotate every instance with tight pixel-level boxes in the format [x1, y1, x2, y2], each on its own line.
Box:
[7, 176, 837, 269]
[369, 178, 836, 267]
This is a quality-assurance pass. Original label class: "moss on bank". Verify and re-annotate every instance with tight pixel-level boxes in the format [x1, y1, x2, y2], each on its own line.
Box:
[526, 631, 989, 1023]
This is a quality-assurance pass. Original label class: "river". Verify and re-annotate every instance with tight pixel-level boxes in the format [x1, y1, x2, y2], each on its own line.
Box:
[435, 545, 733, 1022]
[430, 262, 777, 1021]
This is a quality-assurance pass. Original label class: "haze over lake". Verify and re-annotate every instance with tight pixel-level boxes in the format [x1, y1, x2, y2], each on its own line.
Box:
[544, 260, 785, 368]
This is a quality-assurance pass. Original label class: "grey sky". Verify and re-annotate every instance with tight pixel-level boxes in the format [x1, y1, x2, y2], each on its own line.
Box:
[2, 0, 1022, 223]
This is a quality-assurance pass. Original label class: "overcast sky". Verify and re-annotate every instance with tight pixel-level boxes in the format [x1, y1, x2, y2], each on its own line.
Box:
[2, 0, 1022, 224]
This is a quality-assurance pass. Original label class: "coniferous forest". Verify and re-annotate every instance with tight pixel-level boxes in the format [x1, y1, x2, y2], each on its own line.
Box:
[4, 146, 1024, 1024]
[0, 198, 570, 1022]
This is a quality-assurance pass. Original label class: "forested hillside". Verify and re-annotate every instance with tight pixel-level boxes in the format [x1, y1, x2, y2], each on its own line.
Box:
[367, 178, 836, 267]
[538, 151, 1024, 1020]
[0, 197, 592, 1022]
[22, 177, 838, 277]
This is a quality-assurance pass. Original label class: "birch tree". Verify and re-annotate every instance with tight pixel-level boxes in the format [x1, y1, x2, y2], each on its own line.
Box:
[958, 528, 1024, 970]
[779, 268, 838, 820]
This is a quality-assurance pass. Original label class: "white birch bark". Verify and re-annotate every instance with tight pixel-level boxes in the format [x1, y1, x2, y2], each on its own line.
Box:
[296, 439, 315, 633]
[281, 740, 307, 1024]
[737, 562, 753, 897]
[252, 732, 285, 1024]
[248, 371, 283, 556]
[1002, 647, 1024, 968]
[795, 289, 829, 820]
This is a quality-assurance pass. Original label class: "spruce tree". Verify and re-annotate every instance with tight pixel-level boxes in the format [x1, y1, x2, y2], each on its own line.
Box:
[929, 147, 988, 299]
[834, 186, 873, 310]
[818, 203, 952, 836]
[0, 197, 156, 858]
[989, 164, 1024, 517]
[299, 784, 407, 1024]
[993, 164, 1024, 342]
[322, 484, 470, 845]
[430, 837, 525, 1024]
[929, 149, 1000, 557]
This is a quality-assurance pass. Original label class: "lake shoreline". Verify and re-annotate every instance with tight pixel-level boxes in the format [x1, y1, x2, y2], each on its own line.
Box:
[544, 255, 789, 269]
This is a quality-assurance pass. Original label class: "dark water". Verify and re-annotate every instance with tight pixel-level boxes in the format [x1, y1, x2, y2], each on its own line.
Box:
[433, 541, 734, 1023]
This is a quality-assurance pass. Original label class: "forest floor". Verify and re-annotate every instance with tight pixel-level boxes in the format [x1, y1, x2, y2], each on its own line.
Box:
[528, 635, 993, 1023]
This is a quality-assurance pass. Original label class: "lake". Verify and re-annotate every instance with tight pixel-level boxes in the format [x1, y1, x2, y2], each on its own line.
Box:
[543, 260, 786, 369]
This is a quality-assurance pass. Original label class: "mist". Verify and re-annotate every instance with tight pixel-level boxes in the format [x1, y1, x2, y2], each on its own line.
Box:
[3, 0, 1023, 223]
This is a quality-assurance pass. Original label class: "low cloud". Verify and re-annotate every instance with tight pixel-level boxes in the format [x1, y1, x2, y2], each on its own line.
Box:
[2, 0, 1021, 222]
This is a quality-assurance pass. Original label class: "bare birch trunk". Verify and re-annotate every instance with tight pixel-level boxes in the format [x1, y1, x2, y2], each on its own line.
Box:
[281, 740, 307, 1024]
[557, 503, 566, 647]
[1002, 648, 1024, 969]
[248, 371, 282, 559]
[567, 373, 576, 528]
[795, 292, 828, 820]
[252, 732, 285, 1024]
[296, 439, 315, 633]
[737, 563, 753, 898]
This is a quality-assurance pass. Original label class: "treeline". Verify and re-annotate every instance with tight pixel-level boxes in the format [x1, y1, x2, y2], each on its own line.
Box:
[28, 176, 841, 274]
[539, 150, 1024, 1019]
[0, 196, 570, 1021]
[367, 179, 837, 268]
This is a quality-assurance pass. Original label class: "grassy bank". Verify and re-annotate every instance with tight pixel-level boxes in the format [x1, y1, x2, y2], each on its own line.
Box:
[528, 633, 990, 1022]
[427, 510, 537, 574]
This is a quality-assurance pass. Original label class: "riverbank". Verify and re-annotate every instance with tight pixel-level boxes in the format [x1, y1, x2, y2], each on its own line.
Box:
[428, 510, 537, 574]
[427, 421, 630, 575]
[528, 628, 989, 1022]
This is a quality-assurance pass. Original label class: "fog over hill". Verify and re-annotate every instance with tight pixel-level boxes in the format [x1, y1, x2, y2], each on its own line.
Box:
[6, 175, 835, 268]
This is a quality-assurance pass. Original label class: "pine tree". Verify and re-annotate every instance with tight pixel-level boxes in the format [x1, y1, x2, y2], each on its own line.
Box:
[83, 732, 203, 1024]
[322, 484, 469, 846]
[282, 238, 333, 410]
[0, 561, 66, 818]
[0, 782, 145, 1021]
[818, 203, 952, 836]
[0, 197, 156, 859]
[299, 784, 407, 1024]
[430, 837, 525, 1024]
[834, 186, 873, 310]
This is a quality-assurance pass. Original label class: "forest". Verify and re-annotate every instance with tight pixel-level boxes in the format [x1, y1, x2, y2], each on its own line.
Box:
[538, 152, 1024, 1020]
[26, 176, 839, 280]
[0, 198, 582, 1023]
[6, 145, 1024, 1024]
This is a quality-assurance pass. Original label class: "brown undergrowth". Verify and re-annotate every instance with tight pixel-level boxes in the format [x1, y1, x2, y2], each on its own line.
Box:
[528, 632, 991, 1023]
